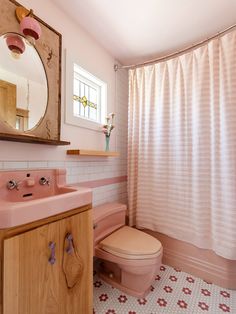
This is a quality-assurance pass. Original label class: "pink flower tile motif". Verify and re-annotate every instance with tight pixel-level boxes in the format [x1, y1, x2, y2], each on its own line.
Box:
[160, 265, 166, 271]
[93, 280, 102, 288]
[177, 300, 188, 309]
[150, 285, 155, 291]
[105, 310, 116, 314]
[93, 264, 235, 314]
[118, 295, 127, 303]
[182, 287, 192, 295]
[219, 303, 230, 312]
[157, 298, 167, 307]
[198, 301, 209, 311]
[186, 276, 195, 283]
[201, 289, 211, 296]
[220, 291, 230, 298]
[137, 298, 147, 305]
[99, 293, 108, 302]
[164, 285, 173, 293]
[169, 275, 178, 282]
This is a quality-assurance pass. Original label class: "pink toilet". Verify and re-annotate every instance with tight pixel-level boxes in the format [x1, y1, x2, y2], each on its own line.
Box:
[93, 202, 163, 297]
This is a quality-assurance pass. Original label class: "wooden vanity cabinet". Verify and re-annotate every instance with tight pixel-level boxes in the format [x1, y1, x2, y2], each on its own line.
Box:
[0, 205, 93, 314]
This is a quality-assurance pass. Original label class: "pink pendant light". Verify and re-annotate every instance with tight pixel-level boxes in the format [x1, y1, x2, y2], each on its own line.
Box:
[6, 34, 25, 59]
[20, 15, 42, 45]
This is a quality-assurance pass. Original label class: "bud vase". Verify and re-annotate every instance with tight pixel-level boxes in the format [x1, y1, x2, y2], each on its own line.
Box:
[105, 135, 110, 151]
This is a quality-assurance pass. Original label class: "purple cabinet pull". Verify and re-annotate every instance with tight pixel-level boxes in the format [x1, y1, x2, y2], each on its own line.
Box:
[48, 241, 56, 265]
[66, 233, 74, 254]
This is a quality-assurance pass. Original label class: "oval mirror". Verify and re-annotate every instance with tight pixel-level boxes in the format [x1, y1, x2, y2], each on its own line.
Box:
[0, 33, 48, 131]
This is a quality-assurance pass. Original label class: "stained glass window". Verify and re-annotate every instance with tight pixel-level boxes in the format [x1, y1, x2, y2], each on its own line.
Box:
[73, 64, 106, 124]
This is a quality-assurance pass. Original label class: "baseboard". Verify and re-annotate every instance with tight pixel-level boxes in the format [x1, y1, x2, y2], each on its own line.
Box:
[143, 230, 236, 290]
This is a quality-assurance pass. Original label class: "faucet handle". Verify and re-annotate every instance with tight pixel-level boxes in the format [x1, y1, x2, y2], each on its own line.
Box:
[7, 180, 21, 190]
[39, 177, 50, 186]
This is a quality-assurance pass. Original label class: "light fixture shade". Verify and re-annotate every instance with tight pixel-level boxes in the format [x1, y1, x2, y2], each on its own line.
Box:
[20, 16, 42, 44]
[6, 34, 25, 56]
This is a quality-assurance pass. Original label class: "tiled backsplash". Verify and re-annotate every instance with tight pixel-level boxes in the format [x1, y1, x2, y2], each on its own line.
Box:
[0, 160, 127, 182]
[0, 160, 127, 206]
[92, 181, 127, 206]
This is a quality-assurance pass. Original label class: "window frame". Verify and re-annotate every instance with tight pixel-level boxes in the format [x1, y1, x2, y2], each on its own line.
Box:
[65, 51, 107, 131]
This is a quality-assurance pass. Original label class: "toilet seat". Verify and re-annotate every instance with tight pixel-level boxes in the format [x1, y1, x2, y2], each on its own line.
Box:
[99, 226, 162, 260]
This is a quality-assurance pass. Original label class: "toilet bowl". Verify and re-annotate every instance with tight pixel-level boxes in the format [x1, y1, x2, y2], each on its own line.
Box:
[93, 203, 163, 298]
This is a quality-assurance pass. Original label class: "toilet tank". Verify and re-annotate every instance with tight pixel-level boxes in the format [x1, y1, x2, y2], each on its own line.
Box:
[93, 202, 127, 247]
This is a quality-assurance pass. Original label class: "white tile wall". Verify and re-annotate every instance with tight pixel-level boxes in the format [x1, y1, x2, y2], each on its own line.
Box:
[92, 182, 127, 206]
[0, 68, 129, 207]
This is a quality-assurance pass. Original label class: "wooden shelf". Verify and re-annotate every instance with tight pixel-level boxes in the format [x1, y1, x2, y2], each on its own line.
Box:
[67, 149, 119, 157]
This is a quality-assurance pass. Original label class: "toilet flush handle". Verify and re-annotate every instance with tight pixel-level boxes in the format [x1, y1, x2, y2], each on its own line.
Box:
[93, 223, 98, 230]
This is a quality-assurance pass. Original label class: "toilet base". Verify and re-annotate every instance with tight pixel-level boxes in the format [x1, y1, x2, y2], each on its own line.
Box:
[97, 259, 158, 298]
[99, 271, 152, 298]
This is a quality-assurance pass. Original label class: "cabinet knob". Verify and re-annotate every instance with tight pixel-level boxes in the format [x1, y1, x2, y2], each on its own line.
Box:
[48, 241, 56, 265]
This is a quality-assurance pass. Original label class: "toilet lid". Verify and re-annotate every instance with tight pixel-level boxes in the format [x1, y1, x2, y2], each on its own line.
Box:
[99, 226, 162, 260]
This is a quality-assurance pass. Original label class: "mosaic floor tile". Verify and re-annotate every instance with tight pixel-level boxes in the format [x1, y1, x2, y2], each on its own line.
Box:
[93, 264, 236, 314]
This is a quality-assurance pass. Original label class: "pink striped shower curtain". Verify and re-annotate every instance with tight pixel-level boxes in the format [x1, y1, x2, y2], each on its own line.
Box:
[128, 30, 236, 260]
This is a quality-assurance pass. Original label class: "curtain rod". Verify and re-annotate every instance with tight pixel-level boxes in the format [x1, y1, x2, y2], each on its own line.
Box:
[114, 23, 236, 71]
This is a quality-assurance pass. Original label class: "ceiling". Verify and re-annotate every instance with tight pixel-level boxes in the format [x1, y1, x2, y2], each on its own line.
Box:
[53, 0, 236, 65]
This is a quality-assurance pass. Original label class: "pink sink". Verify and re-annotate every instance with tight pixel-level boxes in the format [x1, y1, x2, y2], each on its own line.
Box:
[0, 169, 92, 228]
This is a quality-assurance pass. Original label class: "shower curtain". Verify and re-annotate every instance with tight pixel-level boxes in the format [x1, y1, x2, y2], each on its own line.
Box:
[128, 30, 236, 260]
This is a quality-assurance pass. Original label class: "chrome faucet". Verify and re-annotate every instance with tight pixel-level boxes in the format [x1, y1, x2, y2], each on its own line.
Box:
[6, 180, 22, 190]
[39, 177, 50, 186]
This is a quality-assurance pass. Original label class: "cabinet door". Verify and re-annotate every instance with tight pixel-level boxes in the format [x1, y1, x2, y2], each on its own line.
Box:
[3, 220, 61, 314]
[59, 210, 93, 314]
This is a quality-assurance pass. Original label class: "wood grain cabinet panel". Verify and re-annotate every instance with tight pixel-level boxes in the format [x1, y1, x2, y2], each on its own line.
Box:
[59, 210, 93, 314]
[2, 209, 93, 314]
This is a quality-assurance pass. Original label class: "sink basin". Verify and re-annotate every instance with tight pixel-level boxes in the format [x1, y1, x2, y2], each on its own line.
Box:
[0, 169, 92, 228]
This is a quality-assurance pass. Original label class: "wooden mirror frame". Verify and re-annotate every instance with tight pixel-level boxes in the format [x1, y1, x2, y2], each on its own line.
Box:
[0, 0, 70, 145]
